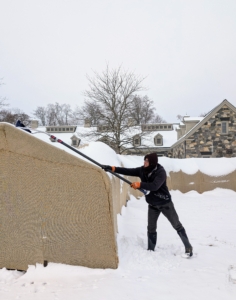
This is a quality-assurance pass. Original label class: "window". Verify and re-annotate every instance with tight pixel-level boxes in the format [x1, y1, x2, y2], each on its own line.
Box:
[47, 128, 50, 131]
[221, 122, 227, 134]
[134, 136, 141, 146]
[63, 128, 65, 131]
[72, 140, 77, 146]
[66, 128, 69, 131]
[70, 128, 73, 131]
[164, 125, 167, 129]
[154, 135, 163, 146]
[160, 126, 163, 129]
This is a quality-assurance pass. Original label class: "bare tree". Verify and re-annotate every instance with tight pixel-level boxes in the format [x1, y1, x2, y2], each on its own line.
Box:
[33, 106, 47, 125]
[129, 95, 166, 124]
[33, 103, 73, 126]
[176, 114, 184, 121]
[78, 101, 101, 126]
[69, 106, 85, 125]
[46, 104, 57, 125]
[0, 108, 30, 124]
[53, 102, 72, 125]
[82, 65, 146, 153]
[129, 95, 154, 124]
[152, 113, 166, 123]
[62, 104, 72, 125]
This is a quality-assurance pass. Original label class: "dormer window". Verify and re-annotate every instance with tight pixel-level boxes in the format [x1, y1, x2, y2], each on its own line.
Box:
[154, 134, 163, 146]
[70, 135, 81, 147]
[133, 135, 141, 147]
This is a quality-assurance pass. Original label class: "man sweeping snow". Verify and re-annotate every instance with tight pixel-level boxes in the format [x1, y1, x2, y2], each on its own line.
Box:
[102, 153, 193, 258]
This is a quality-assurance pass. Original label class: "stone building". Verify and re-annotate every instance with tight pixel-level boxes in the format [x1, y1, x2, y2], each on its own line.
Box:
[171, 99, 236, 158]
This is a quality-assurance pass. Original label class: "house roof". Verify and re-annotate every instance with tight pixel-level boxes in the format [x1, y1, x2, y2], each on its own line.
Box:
[33, 123, 180, 150]
[33, 126, 98, 146]
[183, 117, 204, 122]
[133, 125, 179, 148]
[171, 99, 236, 149]
[32, 99, 236, 152]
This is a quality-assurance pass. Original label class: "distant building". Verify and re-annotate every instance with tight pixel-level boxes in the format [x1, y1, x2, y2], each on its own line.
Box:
[33, 99, 236, 158]
[171, 99, 236, 158]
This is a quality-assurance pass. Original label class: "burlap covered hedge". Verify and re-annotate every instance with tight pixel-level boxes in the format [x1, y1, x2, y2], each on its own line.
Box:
[0, 123, 118, 270]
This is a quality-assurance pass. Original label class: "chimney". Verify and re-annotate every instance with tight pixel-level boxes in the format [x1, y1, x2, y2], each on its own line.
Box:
[30, 120, 39, 129]
[128, 117, 136, 127]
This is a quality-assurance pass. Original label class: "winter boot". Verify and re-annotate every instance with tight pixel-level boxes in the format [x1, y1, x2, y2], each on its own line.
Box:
[147, 232, 157, 251]
[177, 228, 193, 257]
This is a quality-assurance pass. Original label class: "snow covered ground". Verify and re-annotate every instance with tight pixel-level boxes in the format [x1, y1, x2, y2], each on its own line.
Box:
[1, 134, 236, 298]
[1, 188, 236, 300]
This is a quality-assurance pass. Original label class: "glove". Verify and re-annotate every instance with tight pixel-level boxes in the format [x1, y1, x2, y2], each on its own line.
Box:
[101, 165, 116, 172]
[130, 182, 141, 189]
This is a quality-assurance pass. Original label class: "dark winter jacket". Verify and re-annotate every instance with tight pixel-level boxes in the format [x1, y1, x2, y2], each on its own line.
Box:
[115, 164, 171, 206]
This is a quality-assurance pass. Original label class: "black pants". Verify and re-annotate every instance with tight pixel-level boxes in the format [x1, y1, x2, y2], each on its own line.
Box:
[148, 201, 183, 233]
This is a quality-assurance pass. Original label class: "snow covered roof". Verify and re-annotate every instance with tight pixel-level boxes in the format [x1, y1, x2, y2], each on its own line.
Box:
[126, 124, 179, 148]
[30, 125, 236, 176]
[183, 116, 204, 122]
[34, 124, 179, 150]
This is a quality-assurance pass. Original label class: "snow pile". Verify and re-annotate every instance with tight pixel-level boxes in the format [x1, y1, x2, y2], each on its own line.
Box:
[118, 155, 236, 177]
[1, 128, 236, 298]
[33, 132, 236, 178]
[158, 157, 236, 176]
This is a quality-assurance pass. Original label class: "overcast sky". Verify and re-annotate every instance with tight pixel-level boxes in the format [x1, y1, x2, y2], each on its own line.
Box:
[0, 0, 236, 122]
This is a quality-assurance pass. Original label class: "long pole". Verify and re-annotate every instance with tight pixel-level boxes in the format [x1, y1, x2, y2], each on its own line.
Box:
[19, 126, 148, 195]
[48, 134, 149, 195]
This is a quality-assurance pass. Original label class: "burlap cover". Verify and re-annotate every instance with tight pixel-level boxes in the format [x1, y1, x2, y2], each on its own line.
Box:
[0, 123, 118, 270]
[167, 170, 236, 193]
